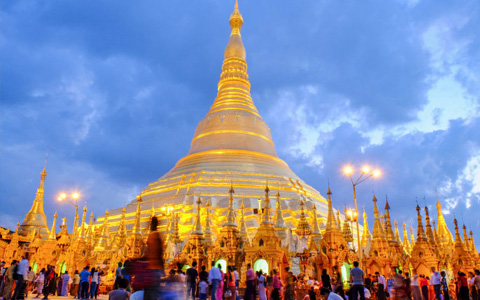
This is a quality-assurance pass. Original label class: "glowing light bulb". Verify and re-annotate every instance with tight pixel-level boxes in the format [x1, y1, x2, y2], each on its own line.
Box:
[373, 169, 381, 177]
[344, 166, 353, 175]
[362, 165, 370, 173]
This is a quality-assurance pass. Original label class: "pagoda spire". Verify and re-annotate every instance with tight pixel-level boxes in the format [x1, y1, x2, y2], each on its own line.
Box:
[462, 224, 470, 251]
[48, 211, 58, 240]
[402, 221, 411, 253]
[295, 198, 311, 238]
[261, 183, 273, 225]
[309, 203, 322, 250]
[204, 200, 214, 246]
[435, 195, 453, 243]
[424, 206, 436, 243]
[410, 225, 415, 246]
[132, 195, 143, 237]
[225, 183, 237, 226]
[453, 218, 463, 248]
[342, 207, 353, 244]
[394, 220, 402, 243]
[416, 204, 427, 241]
[19, 162, 50, 239]
[192, 197, 203, 235]
[273, 191, 287, 240]
[325, 186, 337, 230]
[361, 208, 372, 248]
[372, 194, 386, 240]
[384, 198, 396, 242]
[336, 210, 342, 231]
[78, 205, 87, 240]
[95, 209, 110, 251]
[113, 207, 127, 248]
[239, 198, 248, 238]
[469, 230, 478, 256]
[86, 211, 94, 246]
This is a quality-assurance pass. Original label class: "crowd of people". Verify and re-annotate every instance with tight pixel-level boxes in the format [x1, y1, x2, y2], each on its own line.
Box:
[1, 217, 479, 300]
[0, 255, 106, 300]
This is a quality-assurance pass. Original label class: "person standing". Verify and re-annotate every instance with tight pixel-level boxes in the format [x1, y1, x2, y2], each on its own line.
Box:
[233, 267, 240, 297]
[350, 261, 365, 300]
[225, 266, 236, 300]
[321, 269, 332, 295]
[420, 275, 429, 300]
[411, 271, 422, 300]
[440, 271, 449, 300]
[26, 267, 35, 297]
[256, 270, 266, 300]
[243, 264, 256, 300]
[108, 278, 130, 300]
[215, 265, 224, 300]
[70, 270, 80, 298]
[474, 270, 480, 300]
[35, 268, 45, 298]
[89, 268, 99, 299]
[61, 271, 70, 297]
[185, 262, 198, 300]
[13, 255, 29, 300]
[79, 266, 91, 300]
[144, 216, 165, 300]
[284, 268, 295, 300]
[113, 263, 122, 291]
[430, 268, 441, 300]
[2, 260, 17, 300]
[271, 269, 282, 300]
[376, 272, 387, 300]
[208, 262, 221, 300]
[457, 272, 469, 300]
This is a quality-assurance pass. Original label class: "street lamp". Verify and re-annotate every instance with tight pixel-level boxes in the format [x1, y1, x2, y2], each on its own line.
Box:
[57, 192, 81, 239]
[343, 165, 381, 266]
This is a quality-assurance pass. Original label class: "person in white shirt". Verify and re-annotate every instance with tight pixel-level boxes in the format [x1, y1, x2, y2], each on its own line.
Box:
[375, 272, 387, 300]
[12, 255, 29, 300]
[411, 270, 422, 300]
[430, 267, 441, 300]
[208, 262, 222, 300]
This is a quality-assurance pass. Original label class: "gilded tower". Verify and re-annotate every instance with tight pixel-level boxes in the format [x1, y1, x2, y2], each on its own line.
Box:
[100, 0, 328, 240]
[18, 164, 50, 239]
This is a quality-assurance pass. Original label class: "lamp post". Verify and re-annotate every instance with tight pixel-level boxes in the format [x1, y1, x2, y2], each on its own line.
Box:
[343, 165, 381, 267]
[57, 192, 81, 239]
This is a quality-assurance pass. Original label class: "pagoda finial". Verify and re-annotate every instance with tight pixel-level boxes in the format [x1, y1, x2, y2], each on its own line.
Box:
[48, 211, 58, 240]
[326, 186, 337, 230]
[394, 220, 401, 243]
[204, 200, 213, 246]
[311, 203, 321, 234]
[462, 224, 469, 251]
[384, 197, 395, 242]
[78, 205, 87, 240]
[424, 205, 436, 243]
[372, 194, 386, 241]
[19, 162, 50, 239]
[224, 0, 245, 60]
[225, 184, 237, 226]
[453, 218, 463, 247]
[416, 204, 427, 241]
[402, 221, 411, 253]
[239, 198, 248, 236]
[261, 182, 272, 224]
[361, 207, 372, 248]
[295, 198, 311, 238]
[192, 197, 203, 235]
[132, 196, 143, 236]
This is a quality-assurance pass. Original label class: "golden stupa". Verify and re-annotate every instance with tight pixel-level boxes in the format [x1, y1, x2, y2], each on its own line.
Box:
[101, 1, 328, 239]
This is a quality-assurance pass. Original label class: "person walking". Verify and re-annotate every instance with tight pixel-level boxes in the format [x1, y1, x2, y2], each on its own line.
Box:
[185, 262, 198, 300]
[284, 268, 295, 300]
[13, 255, 29, 300]
[430, 268, 441, 300]
[89, 268, 98, 299]
[208, 262, 221, 300]
[257, 270, 267, 300]
[350, 261, 365, 300]
[376, 272, 387, 300]
[215, 265, 224, 300]
[35, 268, 45, 298]
[321, 269, 332, 296]
[42, 266, 55, 300]
[26, 266, 35, 297]
[411, 271, 422, 300]
[474, 270, 480, 300]
[420, 275, 429, 300]
[61, 271, 70, 297]
[271, 269, 282, 300]
[79, 266, 91, 300]
[2, 260, 17, 300]
[144, 216, 165, 300]
[457, 272, 469, 300]
[70, 270, 80, 298]
[244, 264, 256, 300]
[440, 271, 449, 300]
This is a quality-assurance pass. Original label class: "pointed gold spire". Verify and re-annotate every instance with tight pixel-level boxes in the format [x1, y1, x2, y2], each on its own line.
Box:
[311, 204, 321, 234]
[204, 200, 214, 246]
[416, 204, 427, 241]
[48, 211, 58, 240]
[326, 187, 337, 230]
[435, 195, 453, 243]
[78, 205, 87, 240]
[424, 206, 436, 243]
[19, 162, 50, 239]
[225, 183, 237, 226]
[86, 211, 94, 246]
[95, 209, 110, 251]
[402, 221, 411, 253]
[113, 206, 127, 248]
[308, 203, 322, 250]
[361, 208, 372, 248]
[132, 195, 143, 237]
[239, 198, 248, 237]
[192, 197, 203, 235]
[462, 224, 469, 251]
[273, 191, 287, 240]
[453, 218, 463, 249]
[296, 198, 311, 238]
[372, 194, 386, 240]
[410, 225, 415, 246]
[225, 0, 245, 59]
[261, 183, 273, 225]
[394, 220, 401, 243]
[384, 198, 396, 242]
[336, 209, 342, 231]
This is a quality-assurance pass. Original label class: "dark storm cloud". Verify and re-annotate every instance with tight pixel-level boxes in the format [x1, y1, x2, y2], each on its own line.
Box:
[1, 0, 479, 245]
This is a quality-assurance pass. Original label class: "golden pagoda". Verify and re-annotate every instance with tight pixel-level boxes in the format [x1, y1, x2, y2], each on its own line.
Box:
[18, 164, 50, 239]
[100, 0, 328, 240]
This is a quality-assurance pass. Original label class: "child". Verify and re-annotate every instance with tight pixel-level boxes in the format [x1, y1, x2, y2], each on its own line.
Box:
[198, 279, 208, 300]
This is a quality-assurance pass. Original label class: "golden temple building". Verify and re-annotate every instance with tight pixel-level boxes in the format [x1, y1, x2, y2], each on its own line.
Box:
[1, 1, 479, 285]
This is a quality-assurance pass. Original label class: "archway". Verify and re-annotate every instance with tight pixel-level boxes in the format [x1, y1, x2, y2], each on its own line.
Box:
[215, 259, 227, 273]
[254, 259, 269, 274]
[341, 262, 351, 286]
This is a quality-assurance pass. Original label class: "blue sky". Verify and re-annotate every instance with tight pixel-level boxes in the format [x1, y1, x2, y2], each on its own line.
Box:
[1, 0, 479, 247]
